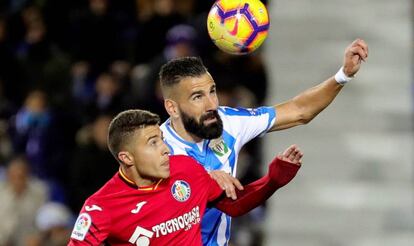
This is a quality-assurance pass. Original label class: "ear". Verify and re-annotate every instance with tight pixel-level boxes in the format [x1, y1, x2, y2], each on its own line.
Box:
[164, 99, 180, 119]
[118, 151, 134, 167]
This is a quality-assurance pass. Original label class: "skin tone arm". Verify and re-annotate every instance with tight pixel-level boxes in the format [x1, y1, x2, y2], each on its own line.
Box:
[270, 39, 369, 131]
[211, 39, 368, 198]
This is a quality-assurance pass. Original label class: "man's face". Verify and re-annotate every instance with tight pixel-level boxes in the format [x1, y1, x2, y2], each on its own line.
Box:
[129, 125, 170, 180]
[174, 73, 223, 139]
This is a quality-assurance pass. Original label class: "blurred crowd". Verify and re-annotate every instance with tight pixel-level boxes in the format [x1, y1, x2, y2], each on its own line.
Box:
[0, 0, 269, 245]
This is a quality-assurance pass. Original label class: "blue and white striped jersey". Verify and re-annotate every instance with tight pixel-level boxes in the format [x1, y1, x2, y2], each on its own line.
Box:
[160, 106, 276, 246]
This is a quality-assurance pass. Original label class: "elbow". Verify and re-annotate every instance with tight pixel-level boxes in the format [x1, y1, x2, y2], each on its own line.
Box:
[296, 111, 313, 125]
[290, 100, 314, 125]
[300, 113, 313, 124]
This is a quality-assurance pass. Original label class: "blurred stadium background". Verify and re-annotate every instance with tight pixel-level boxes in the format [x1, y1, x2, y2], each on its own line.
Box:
[263, 0, 414, 245]
[0, 0, 412, 245]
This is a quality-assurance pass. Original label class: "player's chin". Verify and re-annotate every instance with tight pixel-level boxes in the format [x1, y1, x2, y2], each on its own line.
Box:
[158, 164, 170, 178]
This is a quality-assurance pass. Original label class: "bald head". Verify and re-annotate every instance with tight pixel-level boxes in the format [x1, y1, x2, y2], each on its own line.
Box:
[159, 56, 208, 99]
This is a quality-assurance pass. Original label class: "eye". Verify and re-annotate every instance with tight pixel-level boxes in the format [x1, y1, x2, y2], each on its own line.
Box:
[210, 88, 216, 94]
[192, 94, 202, 101]
[149, 139, 158, 146]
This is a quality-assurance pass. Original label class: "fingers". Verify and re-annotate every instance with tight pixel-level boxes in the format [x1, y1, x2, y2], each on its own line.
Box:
[349, 46, 367, 62]
[231, 176, 244, 191]
[292, 150, 303, 166]
[279, 144, 303, 165]
[348, 39, 368, 61]
[209, 170, 243, 200]
[353, 38, 368, 56]
[282, 144, 297, 157]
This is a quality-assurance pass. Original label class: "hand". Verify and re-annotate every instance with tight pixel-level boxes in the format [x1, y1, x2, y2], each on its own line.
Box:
[342, 39, 369, 77]
[269, 144, 303, 187]
[209, 170, 244, 200]
[277, 144, 303, 166]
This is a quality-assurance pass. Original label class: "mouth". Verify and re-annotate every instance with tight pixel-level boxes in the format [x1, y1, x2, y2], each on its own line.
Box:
[203, 117, 217, 125]
[161, 160, 170, 169]
[202, 113, 218, 125]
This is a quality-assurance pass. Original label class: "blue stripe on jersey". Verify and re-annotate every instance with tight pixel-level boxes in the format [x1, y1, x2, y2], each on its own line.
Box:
[164, 141, 174, 155]
[201, 207, 231, 246]
[222, 130, 236, 171]
[260, 106, 276, 135]
[190, 130, 236, 172]
[200, 130, 235, 245]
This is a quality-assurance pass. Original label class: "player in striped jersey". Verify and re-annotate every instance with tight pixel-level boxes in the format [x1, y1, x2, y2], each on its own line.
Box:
[158, 39, 368, 245]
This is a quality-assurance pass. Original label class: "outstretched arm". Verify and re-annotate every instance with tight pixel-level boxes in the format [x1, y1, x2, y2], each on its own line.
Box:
[270, 39, 369, 131]
[213, 145, 303, 217]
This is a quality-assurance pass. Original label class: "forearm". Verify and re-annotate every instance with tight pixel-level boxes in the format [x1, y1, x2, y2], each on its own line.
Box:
[293, 77, 343, 120]
[214, 158, 300, 217]
[214, 174, 276, 217]
[271, 77, 343, 131]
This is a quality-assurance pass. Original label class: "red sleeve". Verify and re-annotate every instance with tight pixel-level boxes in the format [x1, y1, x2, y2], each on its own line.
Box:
[68, 200, 110, 245]
[214, 157, 300, 217]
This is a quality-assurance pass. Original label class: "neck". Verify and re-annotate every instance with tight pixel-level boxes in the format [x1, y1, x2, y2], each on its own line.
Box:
[120, 165, 157, 187]
[170, 117, 203, 143]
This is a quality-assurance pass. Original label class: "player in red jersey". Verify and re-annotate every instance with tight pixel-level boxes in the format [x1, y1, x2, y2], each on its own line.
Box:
[68, 109, 302, 246]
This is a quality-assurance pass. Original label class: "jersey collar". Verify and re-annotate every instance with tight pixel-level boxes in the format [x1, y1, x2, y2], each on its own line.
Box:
[164, 119, 208, 149]
[118, 168, 164, 191]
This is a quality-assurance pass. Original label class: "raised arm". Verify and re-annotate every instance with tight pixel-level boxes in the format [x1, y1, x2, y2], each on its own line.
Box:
[269, 39, 369, 131]
[213, 145, 303, 217]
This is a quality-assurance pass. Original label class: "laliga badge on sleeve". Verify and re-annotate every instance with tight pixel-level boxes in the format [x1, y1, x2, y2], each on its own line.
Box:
[71, 213, 92, 241]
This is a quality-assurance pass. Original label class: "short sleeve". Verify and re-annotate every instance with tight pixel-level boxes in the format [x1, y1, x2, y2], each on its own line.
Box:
[219, 106, 276, 146]
[68, 200, 110, 245]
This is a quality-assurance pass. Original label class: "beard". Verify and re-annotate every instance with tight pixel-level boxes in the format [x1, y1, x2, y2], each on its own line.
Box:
[180, 109, 223, 140]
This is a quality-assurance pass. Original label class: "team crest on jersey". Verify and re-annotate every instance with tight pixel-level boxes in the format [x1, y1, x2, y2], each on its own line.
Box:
[209, 137, 229, 157]
[71, 213, 92, 241]
[171, 180, 191, 202]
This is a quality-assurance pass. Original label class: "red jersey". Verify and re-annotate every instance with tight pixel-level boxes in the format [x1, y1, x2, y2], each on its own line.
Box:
[68, 155, 223, 246]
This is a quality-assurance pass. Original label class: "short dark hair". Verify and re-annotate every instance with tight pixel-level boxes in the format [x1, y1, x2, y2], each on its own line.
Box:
[108, 109, 160, 161]
[159, 56, 208, 89]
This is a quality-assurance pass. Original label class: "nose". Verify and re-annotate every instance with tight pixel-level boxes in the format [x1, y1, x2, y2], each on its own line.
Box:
[161, 141, 171, 156]
[205, 94, 218, 111]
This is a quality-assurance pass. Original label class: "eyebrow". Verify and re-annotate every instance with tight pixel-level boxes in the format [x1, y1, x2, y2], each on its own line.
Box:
[189, 85, 216, 98]
[190, 90, 204, 98]
[146, 134, 160, 143]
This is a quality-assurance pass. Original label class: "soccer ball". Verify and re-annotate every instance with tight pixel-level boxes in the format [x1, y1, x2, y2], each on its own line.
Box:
[207, 0, 270, 55]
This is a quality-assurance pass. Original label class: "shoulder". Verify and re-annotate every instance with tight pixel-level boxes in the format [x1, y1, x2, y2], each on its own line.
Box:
[219, 106, 275, 118]
[170, 155, 199, 166]
[169, 155, 205, 173]
[87, 173, 119, 200]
